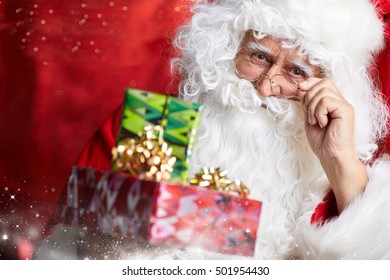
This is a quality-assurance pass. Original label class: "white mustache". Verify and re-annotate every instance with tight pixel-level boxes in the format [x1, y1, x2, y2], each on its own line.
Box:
[259, 96, 299, 115]
[235, 77, 301, 114]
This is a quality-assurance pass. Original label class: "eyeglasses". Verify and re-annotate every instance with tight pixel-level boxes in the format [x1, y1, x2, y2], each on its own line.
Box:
[234, 57, 308, 97]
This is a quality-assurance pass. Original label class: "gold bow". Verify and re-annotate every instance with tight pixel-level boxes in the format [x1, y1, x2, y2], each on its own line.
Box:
[112, 125, 176, 182]
[189, 167, 250, 198]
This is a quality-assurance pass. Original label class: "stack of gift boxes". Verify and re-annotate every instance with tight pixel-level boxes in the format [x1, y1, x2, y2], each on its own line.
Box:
[49, 88, 262, 258]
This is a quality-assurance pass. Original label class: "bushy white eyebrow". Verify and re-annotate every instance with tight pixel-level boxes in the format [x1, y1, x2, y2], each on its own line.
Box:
[246, 42, 273, 55]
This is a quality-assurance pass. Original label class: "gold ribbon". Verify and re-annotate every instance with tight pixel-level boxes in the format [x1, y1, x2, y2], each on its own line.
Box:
[189, 167, 250, 198]
[112, 125, 176, 182]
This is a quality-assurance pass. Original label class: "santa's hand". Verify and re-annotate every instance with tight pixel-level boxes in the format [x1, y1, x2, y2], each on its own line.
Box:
[297, 77, 354, 159]
[297, 78, 368, 213]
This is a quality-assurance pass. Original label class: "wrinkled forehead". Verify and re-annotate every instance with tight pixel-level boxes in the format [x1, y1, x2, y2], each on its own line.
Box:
[241, 31, 301, 57]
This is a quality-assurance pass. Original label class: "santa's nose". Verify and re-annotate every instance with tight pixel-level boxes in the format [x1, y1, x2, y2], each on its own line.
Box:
[256, 76, 279, 97]
[256, 64, 283, 97]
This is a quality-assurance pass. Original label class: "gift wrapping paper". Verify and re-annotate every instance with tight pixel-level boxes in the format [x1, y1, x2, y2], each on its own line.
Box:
[54, 166, 262, 257]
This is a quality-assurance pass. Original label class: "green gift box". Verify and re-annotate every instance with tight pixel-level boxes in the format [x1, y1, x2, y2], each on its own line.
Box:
[115, 88, 201, 183]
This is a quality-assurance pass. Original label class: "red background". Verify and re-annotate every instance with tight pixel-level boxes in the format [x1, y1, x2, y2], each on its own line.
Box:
[0, 0, 389, 259]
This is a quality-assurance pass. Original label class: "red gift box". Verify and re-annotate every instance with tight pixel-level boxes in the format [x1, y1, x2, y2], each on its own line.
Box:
[52, 166, 262, 257]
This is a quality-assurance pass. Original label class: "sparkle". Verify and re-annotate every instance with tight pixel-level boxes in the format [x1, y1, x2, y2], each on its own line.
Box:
[2, 234, 8, 241]
[35, 213, 40, 218]
[48, 9, 54, 14]
[246, 228, 251, 233]
[41, 20, 46, 25]
[9, 194, 16, 201]
[122, 6, 128, 11]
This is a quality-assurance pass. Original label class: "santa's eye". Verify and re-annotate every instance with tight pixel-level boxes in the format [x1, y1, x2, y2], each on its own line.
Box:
[254, 54, 266, 60]
[292, 68, 302, 75]
[251, 53, 271, 66]
[288, 67, 308, 81]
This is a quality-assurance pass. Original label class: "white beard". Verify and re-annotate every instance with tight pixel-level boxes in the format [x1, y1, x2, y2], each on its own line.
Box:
[189, 75, 329, 259]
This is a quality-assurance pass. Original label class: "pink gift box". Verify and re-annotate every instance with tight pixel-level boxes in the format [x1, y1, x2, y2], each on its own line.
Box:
[52, 166, 262, 257]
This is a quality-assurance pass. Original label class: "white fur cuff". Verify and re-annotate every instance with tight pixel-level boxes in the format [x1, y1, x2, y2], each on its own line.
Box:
[297, 156, 390, 259]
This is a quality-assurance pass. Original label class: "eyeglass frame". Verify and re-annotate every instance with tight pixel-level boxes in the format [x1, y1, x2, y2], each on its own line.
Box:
[234, 57, 308, 97]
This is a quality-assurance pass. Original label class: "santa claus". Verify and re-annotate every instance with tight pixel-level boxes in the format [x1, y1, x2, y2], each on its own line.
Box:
[35, 0, 390, 259]
[170, 0, 390, 259]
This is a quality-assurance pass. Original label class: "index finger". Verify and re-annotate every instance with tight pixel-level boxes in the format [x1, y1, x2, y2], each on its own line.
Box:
[297, 77, 323, 104]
